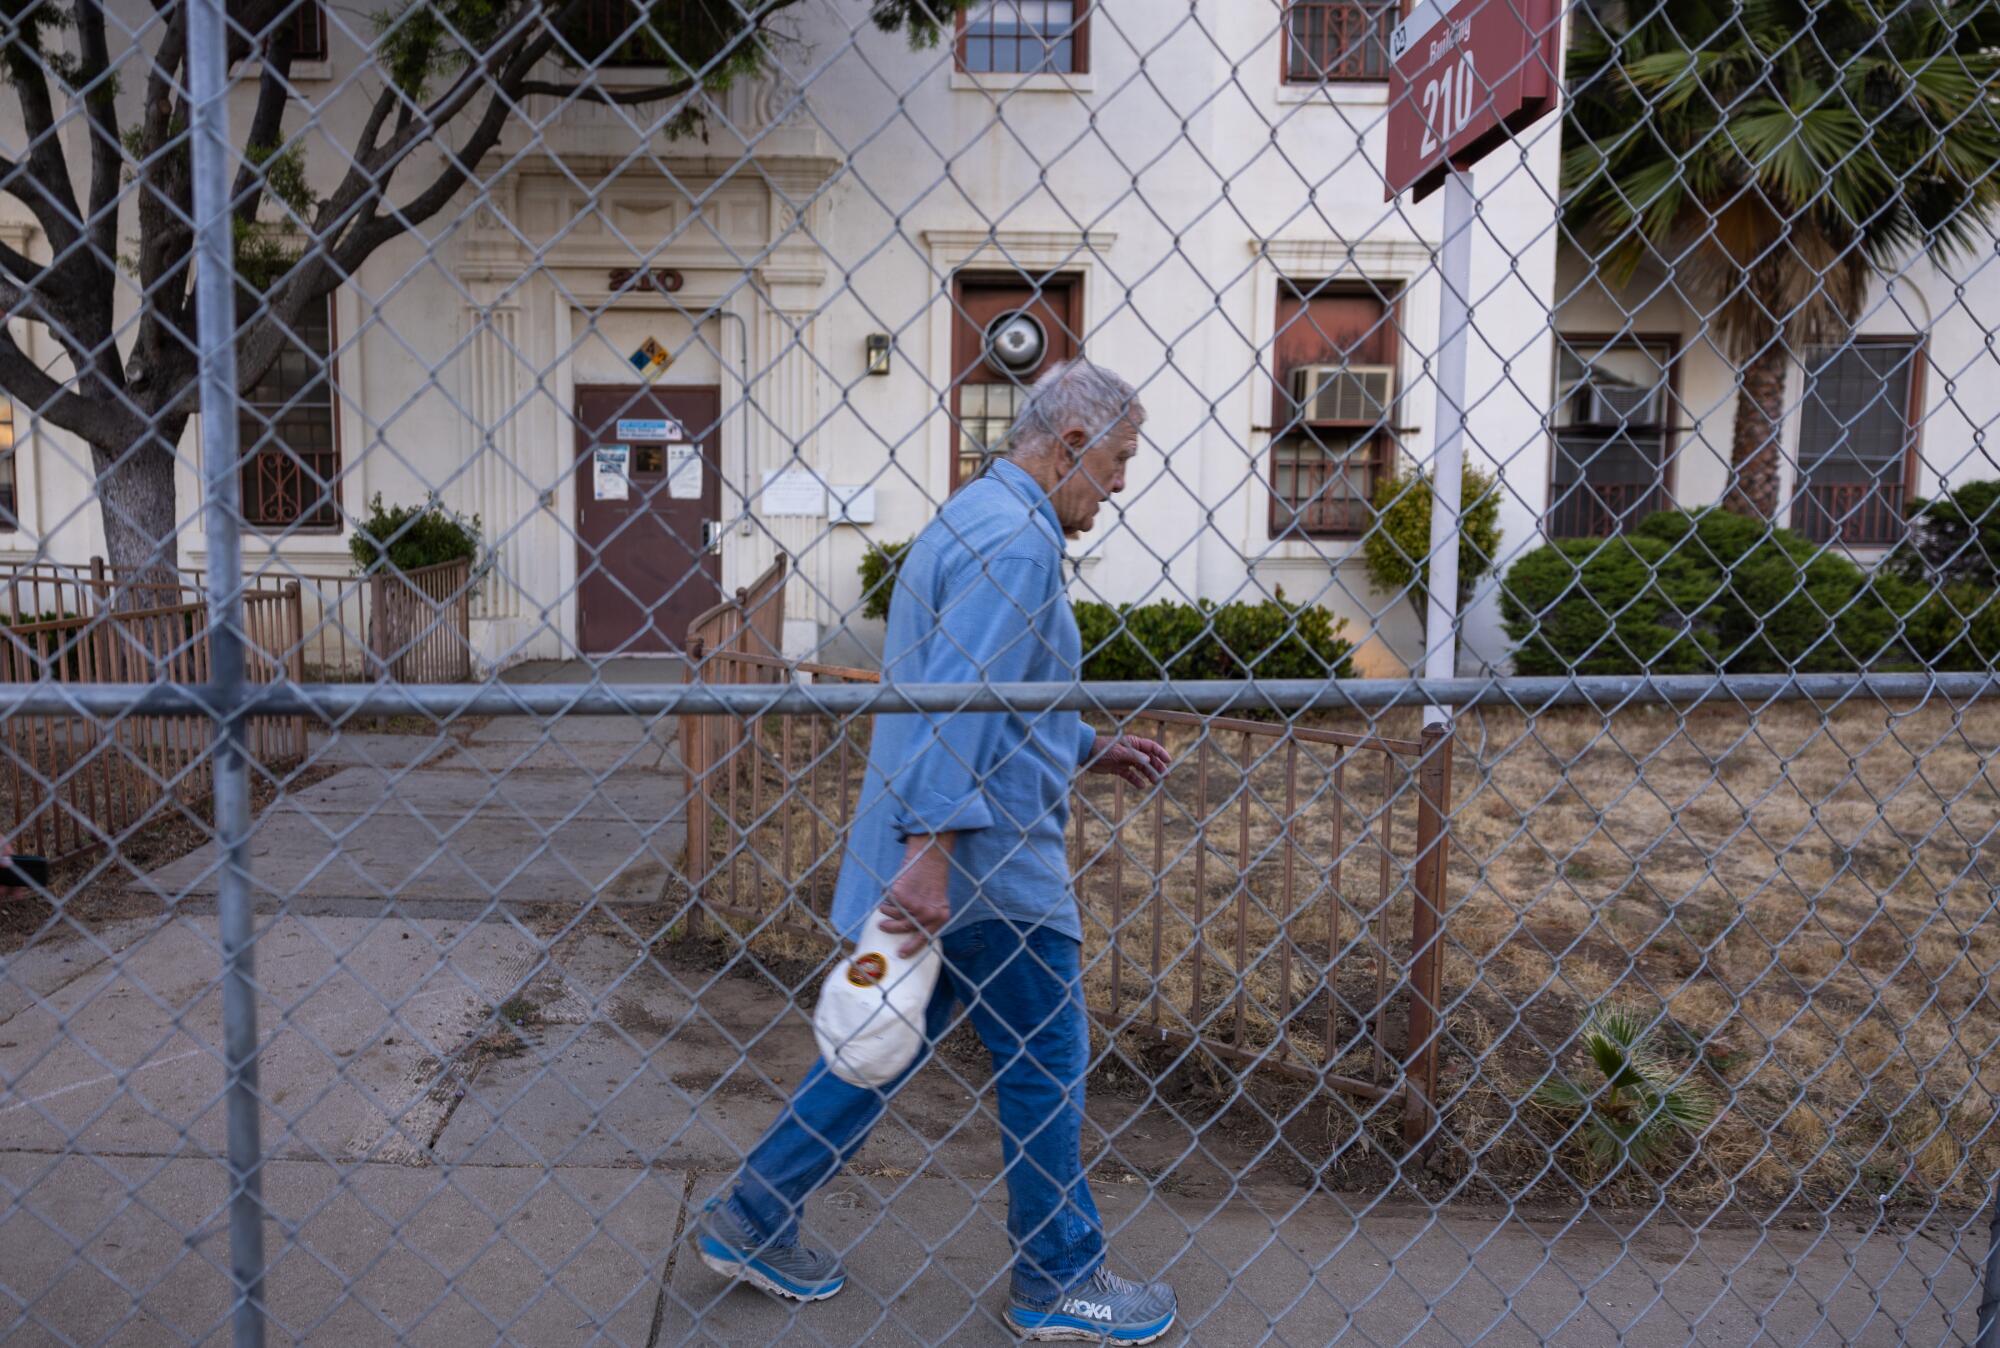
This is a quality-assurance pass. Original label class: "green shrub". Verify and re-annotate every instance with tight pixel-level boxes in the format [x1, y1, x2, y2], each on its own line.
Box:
[1073, 591, 1355, 682]
[1901, 582, 2000, 671]
[857, 538, 1355, 680]
[1501, 509, 1922, 675]
[1893, 478, 2000, 588]
[857, 538, 911, 623]
[349, 494, 483, 575]
[1362, 464, 1504, 623]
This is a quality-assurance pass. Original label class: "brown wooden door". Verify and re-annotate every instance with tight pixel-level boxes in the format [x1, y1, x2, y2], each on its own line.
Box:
[574, 385, 722, 654]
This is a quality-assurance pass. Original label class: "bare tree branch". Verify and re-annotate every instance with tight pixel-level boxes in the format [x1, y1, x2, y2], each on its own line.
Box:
[136, 13, 194, 381]
[76, 0, 124, 274]
[0, 239, 43, 287]
[0, 322, 146, 449]
[0, 37, 85, 253]
[233, 49, 298, 228]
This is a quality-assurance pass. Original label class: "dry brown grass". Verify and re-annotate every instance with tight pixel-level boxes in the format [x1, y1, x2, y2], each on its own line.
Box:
[696, 699, 2000, 1212]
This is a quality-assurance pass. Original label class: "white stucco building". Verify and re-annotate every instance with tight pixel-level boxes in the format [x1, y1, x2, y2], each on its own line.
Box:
[3, 1, 1991, 676]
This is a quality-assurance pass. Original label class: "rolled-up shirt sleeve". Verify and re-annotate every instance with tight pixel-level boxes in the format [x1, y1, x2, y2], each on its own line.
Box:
[1076, 721, 1098, 769]
[885, 552, 1058, 840]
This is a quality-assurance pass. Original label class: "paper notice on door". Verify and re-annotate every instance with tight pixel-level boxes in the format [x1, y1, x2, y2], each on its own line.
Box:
[594, 445, 630, 501]
[667, 443, 703, 500]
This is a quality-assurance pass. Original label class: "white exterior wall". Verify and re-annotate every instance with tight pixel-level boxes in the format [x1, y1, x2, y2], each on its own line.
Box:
[1550, 244, 2000, 564]
[4, 3, 1566, 674]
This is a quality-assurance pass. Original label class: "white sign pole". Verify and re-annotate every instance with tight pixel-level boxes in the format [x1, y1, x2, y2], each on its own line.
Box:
[1423, 167, 1475, 729]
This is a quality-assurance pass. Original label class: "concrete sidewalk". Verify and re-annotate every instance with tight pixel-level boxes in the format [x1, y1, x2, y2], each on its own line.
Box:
[0, 905, 1986, 1346]
[147, 662, 688, 914]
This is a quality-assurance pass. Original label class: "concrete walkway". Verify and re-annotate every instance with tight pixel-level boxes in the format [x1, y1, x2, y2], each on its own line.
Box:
[150, 659, 688, 915]
[0, 904, 1986, 1345]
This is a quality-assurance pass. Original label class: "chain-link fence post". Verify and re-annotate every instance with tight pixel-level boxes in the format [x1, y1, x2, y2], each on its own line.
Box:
[187, 0, 266, 1340]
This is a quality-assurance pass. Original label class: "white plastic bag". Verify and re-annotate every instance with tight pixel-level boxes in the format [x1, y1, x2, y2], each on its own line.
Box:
[813, 909, 941, 1089]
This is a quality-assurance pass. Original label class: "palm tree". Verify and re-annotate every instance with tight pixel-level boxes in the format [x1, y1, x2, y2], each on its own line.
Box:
[1533, 1007, 1717, 1172]
[1562, 0, 2000, 521]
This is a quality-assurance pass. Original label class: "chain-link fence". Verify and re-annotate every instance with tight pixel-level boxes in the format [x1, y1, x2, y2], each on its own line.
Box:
[3, 0, 2000, 1341]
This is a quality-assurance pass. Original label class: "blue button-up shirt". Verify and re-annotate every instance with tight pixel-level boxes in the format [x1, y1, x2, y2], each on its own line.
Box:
[830, 458, 1097, 942]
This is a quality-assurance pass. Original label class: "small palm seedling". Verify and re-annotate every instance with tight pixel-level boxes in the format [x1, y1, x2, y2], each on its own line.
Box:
[1533, 1008, 1716, 1172]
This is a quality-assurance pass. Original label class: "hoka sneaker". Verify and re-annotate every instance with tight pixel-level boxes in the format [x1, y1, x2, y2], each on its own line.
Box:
[1005, 1265, 1177, 1343]
[694, 1198, 846, 1303]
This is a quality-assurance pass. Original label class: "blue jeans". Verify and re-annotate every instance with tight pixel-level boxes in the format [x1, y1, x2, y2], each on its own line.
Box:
[724, 920, 1103, 1301]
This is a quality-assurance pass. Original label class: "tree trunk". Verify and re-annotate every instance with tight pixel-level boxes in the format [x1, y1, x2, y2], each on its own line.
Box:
[87, 423, 186, 609]
[1723, 340, 1790, 522]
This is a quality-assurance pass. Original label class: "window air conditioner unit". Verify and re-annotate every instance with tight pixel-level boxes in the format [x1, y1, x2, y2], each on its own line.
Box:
[1291, 364, 1394, 424]
[1562, 373, 1660, 428]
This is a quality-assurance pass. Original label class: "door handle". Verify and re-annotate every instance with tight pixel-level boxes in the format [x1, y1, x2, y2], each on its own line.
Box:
[701, 520, 722, 553]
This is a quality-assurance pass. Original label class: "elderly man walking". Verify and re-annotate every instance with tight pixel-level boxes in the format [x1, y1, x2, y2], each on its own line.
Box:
[694, 359, 1179, 1342]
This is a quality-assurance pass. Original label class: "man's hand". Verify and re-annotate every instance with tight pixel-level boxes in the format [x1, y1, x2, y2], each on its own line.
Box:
[1086, 733, 1171, 789]
[879, 833, 956, 958]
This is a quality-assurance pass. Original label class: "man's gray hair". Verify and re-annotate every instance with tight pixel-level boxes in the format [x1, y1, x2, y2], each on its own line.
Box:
[1004, 358, 1146, 459]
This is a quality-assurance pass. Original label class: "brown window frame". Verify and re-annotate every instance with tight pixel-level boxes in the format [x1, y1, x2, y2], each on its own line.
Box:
[1281, 0, 1398, 84]
[0, 399, 17, 531]
[1543, 332, 1681, 540]
[955, 1, 1091, 76]
[948, 272, 1084, 492]
[1267, 281, 1402, 541]
[1789, 335, 1926, 549]
[275, 1, 326, 62]
[240, 293, 342, 533]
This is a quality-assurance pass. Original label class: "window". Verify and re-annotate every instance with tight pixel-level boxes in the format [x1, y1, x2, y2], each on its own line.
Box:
[958, 383, 1027, 486]
[958, 1, 1088, 75]
[1791, 339, 1923, 548]
[1284, 0, 1396, 83]
[1270, 283, 1399, 538]
[1547, 338, 1675, 538]
[568, 0, 675, 66]
[274, 1, 325, 61]
[240, 297, 339, 530]
[949, 273, 1081, 490]
[0, 400, 15, 528]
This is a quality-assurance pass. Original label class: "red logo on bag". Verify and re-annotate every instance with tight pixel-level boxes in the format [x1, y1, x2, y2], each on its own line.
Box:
[847, 953, 888, 987]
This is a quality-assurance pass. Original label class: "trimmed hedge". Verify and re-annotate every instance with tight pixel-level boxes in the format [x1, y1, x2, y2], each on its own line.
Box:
[854, 544, 1355, 681]
[1501, 510, 1927, 675]
[1074, 592, 1355, 682]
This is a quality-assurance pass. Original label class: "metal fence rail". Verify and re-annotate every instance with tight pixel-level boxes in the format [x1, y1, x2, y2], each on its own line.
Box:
[3, 0, 2000, 1343]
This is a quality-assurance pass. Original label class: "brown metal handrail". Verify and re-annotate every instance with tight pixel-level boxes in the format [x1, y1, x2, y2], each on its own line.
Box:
[680, 653, 1454, 1150]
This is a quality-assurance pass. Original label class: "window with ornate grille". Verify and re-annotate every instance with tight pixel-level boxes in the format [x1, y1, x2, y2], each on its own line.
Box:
[1546, 337, 1676, 539]
[1269, 283, 1399, 538]
[1284, 0, 1396, 83]
[1791, 339, 1923, 548]
[958, 1, 1088, 75]
[240, 297, 339, 531]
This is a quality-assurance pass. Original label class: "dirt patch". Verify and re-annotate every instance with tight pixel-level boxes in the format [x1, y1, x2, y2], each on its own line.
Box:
[0, 758, 342, 955]
[693, 699, 2000, 1217]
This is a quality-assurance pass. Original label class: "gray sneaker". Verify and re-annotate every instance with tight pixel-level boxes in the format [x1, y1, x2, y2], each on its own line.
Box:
[1005, 1265, 1177, 1343]
[694, 1198, 846, 1303]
